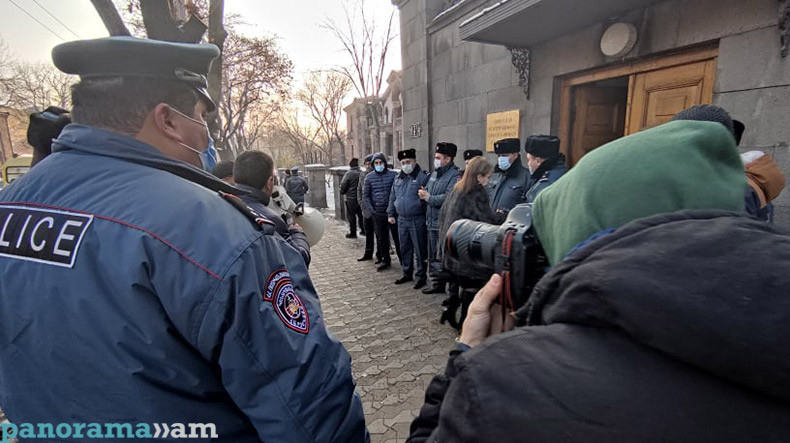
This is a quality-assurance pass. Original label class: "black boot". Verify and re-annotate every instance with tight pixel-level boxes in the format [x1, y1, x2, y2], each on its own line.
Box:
[345, 233, 357, 239]
[422, 281, 446, 294]
[357, 253, 373, 262]
[440, 296, 461, 330]
[394, 275, 413, 285]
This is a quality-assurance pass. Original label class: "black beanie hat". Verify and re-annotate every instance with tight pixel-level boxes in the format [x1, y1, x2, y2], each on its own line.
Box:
[463, 149, 483, 161]
[494, 138, 520, 154]
[733, 120, 745, 146]
[435, 142, 457, 158]
[397, 149, 417, 160]
[28, 106, 71, 167]
[671, 105, 735, 139]
[349, 158, 359, 168]
[524, 135, 560, 158]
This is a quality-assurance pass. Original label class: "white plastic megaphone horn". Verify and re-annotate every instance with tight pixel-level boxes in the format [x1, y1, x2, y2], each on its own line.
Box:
[266, 185, 325, 246]
[293, 205, 325, 247]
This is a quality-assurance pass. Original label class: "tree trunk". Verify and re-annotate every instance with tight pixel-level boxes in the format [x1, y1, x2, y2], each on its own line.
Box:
[90, 0, 131, 36]
[140, 0, 206, 43]
[207, 0, 227, 156]
[335, 132, 346, 164]
[367, 103, 381, 153]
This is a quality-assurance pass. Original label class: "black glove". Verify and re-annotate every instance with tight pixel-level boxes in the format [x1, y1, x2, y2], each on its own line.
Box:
[28, 106, 71, 167]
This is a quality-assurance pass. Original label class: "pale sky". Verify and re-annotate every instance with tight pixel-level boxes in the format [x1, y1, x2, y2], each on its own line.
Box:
[0, 0, 402, 89]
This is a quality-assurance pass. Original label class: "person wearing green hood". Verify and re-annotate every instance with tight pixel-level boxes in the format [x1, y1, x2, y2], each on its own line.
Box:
[408, 120, 790, 442]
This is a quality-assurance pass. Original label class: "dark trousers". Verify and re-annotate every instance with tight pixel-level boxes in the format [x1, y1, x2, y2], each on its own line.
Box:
[345, 200, 364, 235]
[398, 216, 428, 279]
[428, 229, 442, 279]
[429, 228, 458, 292]
[373, 214, 400, 265]
[363, 216, 376, 257]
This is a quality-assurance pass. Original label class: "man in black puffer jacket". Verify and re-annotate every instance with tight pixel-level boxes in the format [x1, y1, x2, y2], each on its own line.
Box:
[357, 155, 378, 262]
[340, 158, 364, 238]
[363, 153, 399, 271]
[409, 120, 790, 442]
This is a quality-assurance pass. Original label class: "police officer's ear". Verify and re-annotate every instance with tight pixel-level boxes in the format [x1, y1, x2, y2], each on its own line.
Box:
[149, 103, 188, 143]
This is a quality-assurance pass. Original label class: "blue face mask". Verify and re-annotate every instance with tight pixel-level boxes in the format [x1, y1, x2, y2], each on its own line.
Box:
[498, 156, 512, 171]
[172, 108, 218, 171]
[374, 164, 385, 173]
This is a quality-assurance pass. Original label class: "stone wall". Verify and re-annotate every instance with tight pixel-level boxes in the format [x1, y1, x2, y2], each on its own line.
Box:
[395, 0, 790, 225]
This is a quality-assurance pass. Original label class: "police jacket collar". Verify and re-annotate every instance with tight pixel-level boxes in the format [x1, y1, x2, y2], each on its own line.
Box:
[234, 183, 271, 205]
[435, 162, 455, 178]
[528, 153, 563, 182]
[53, 124, 245, 195]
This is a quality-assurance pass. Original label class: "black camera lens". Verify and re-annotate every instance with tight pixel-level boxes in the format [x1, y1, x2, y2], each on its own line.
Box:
[443, 205, 549, 316]
[446, 219, 502, 272]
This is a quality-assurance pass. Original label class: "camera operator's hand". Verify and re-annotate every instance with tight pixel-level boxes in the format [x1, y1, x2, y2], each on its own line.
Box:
[388, 217, 396, 225]
[459, 274, 502, 348]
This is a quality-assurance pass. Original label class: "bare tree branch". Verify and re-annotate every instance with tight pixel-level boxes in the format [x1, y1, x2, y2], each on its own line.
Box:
[296, 70, 352, 165]
[322, 0, 397, 152]
[91, 0, 132, 36]
[140, 0, 206, 42]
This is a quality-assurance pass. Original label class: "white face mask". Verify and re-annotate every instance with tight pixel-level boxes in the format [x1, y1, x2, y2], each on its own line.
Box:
[401, 163, 414, 175]
[434, 159, 443, 169]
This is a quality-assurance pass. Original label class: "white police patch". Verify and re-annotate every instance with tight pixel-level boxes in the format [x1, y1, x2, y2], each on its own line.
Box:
[264, 269, 309, 334]
[0, 205, 93, 268]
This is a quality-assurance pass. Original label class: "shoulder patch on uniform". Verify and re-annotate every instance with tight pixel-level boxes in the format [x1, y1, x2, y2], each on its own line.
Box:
[0, 204, 93, 268]
[264, 269, 310, 334]
[219, 191, 274, 230]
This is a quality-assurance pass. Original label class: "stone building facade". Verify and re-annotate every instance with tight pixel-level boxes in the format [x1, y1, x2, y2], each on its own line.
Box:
[344, 70, 404, 163]
[393, 0, 790, 225]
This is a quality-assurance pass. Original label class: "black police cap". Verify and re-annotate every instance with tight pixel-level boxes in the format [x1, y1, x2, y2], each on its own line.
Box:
[494, 138, 520, 154]
[463, 149, 483, 161]
[397, 149, 416, 160]
[52, 37, 220, 112]
[524, 135, 560, 158]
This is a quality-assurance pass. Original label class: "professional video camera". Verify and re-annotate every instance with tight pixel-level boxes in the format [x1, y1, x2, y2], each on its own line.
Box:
[444, 204, 548, 328]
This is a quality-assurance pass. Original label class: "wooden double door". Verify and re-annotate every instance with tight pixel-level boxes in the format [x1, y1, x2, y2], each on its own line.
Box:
[562, 48, 718, 166]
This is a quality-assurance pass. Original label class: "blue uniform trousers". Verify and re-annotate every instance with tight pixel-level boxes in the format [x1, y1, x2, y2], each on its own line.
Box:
[398, 216, 428, 279]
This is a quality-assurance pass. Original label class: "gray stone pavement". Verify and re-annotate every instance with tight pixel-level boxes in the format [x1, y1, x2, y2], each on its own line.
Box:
[310, 215, 458, 442]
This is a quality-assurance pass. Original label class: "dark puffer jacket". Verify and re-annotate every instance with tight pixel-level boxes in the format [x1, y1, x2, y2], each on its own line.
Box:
[362, 154, 397, 216]
[409, 210, 790, 442]
[340, 168, 361, 203]
[357, 165, 373, 218]
[437, 185, 498, 280]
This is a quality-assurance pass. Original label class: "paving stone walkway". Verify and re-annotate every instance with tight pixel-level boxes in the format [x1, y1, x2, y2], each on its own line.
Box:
[310, 215, 458, 442]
